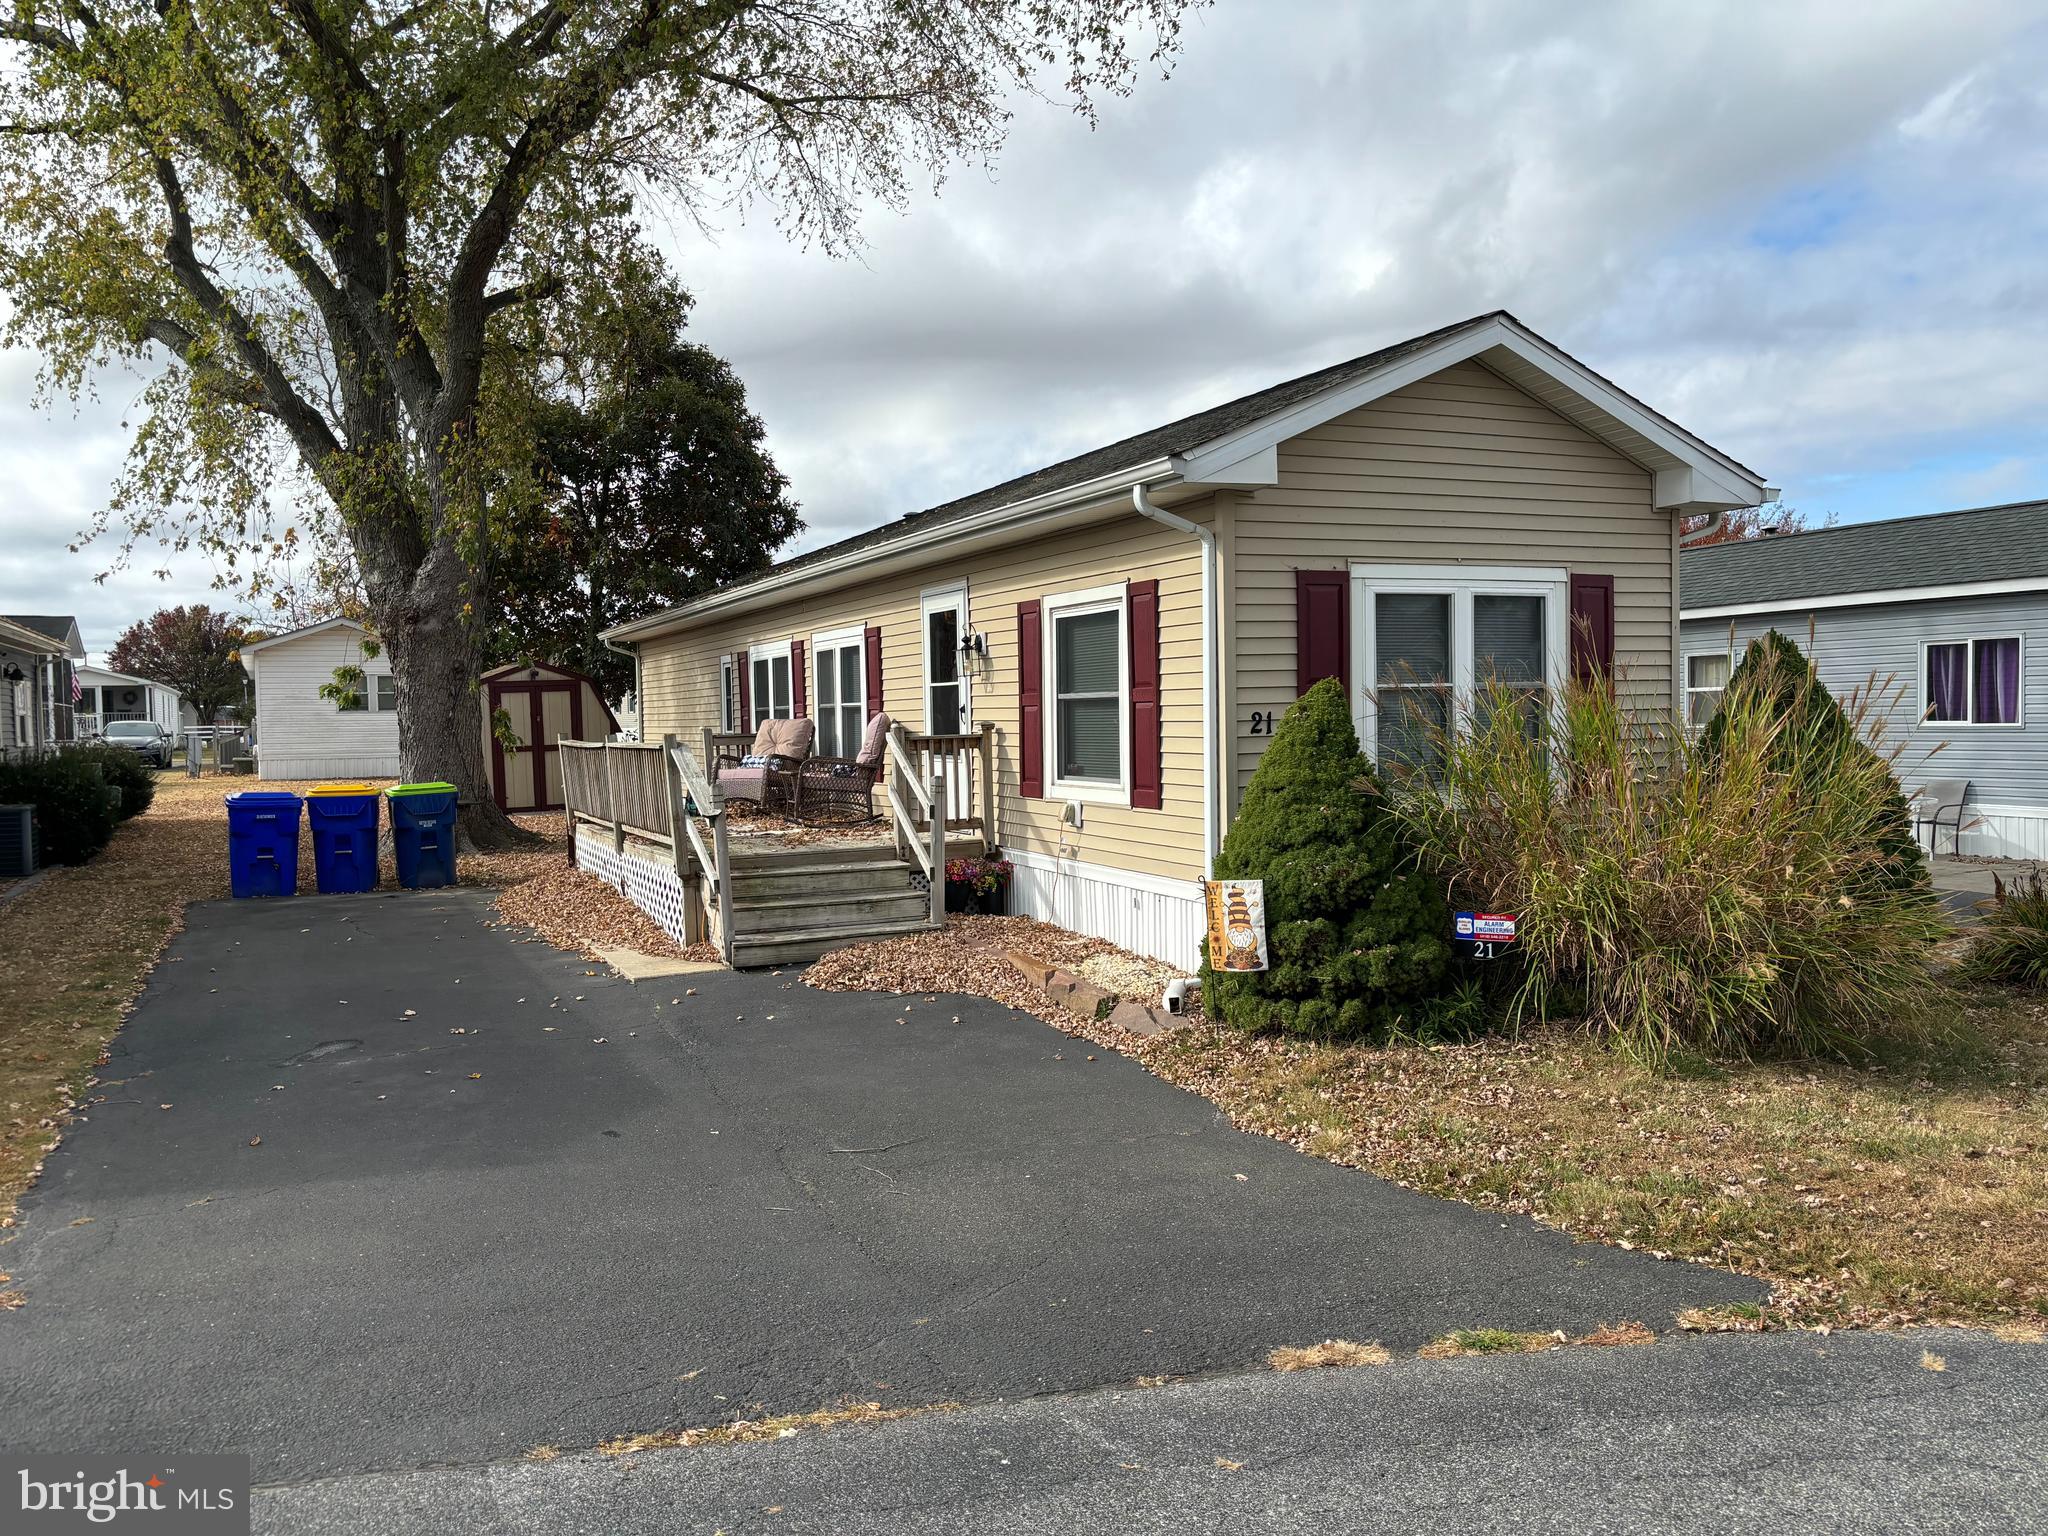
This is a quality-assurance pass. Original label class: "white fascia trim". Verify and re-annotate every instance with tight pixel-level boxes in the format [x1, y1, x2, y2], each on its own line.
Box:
[1682, 575, 2048, 620]
[605, 459, 1176, 642]
[1174, 315, 1768, 508]
[237, 615, 371, 655]
[1003, 845, 1203, 903]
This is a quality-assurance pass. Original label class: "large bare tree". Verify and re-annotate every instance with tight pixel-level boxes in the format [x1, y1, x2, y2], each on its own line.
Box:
[0, 0, 1198, 842]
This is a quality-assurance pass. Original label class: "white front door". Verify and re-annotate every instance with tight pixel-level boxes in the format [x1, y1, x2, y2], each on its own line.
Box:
[922, 585, 969, 735]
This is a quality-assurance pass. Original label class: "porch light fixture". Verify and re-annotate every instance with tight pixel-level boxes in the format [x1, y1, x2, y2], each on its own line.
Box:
[958, 631, 987, 661]
[1, 664, 21, 682]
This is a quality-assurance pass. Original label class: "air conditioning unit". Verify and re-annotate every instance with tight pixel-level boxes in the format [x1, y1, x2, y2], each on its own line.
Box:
[0, 804, 35, 878]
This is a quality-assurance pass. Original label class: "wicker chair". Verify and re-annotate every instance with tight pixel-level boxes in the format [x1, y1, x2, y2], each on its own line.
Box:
[714, 717, 815, 815]
[794, 713, 892, 826]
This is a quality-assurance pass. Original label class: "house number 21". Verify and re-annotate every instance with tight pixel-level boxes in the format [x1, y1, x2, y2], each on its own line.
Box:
[1248, 710, 1274, 736]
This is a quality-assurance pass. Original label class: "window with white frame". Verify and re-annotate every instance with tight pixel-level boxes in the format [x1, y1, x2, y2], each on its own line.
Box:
[373, 673, 397, 712]
[923, 585, 969, 736]
[1924, 636, 2022, 726]
[1355, 565, 1567, 777]
[748, 641, 792, 729]
[719, 655, 740, 733]
[1045, 584, 1127, 799]
[1685, 651, 1732, 728]
[812, 627, 868, 758]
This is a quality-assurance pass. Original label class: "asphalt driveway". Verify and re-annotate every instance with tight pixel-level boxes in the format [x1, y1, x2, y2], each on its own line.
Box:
[2, 890, 1759, 1483]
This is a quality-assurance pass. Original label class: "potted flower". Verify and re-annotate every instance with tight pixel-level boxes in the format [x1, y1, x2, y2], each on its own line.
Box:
[944, 852, 1014, 915]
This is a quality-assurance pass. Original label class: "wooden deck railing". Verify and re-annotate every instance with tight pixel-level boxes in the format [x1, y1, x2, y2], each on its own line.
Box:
[559, 719, 1000, 958]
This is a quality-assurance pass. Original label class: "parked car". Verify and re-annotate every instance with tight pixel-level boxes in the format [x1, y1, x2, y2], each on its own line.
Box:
[101, 719, 173, 768]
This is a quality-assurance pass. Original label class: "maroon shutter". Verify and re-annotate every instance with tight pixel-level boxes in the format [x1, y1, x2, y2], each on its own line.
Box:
[1018, 600, 1043, 798]
[791, 640, 807, 719]
[735, 651, 751, 727]
[1128, 579, 1162, 810]
[1569, 573, 1615, 685]
[1296, 569, 1350, 695]
[863, 626, 884, 716]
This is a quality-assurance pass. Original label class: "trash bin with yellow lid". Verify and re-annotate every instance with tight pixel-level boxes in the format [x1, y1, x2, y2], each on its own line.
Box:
[305, 783, 381, 894]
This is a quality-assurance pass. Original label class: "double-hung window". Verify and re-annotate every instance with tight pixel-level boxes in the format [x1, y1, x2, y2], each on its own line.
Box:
[1355, 565, 1568, 777]
[1044, 583, 1127, 800]
[811, 627, 868, 758]
[373, 674, 397, 712]
[1924, 636, 2022, 726]
[748, 641, 793, 729]
[1685, 651, 1732, 728]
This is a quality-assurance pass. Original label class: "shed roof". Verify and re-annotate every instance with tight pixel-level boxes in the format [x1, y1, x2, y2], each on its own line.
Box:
[1680, 500, 2048, 613]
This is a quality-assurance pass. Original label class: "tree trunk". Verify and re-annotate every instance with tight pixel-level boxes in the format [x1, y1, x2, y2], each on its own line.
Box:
[375, 544, 530, 851]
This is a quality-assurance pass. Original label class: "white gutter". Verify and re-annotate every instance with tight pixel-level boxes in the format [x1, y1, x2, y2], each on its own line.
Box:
[1677, 508, 1727, 547]
[1132, 484, 1220, 881]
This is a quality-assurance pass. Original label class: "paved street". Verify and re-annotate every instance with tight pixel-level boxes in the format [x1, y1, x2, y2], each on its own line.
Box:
[3, 890, 1756, 1484]
[254, 1329, 2048, 1534]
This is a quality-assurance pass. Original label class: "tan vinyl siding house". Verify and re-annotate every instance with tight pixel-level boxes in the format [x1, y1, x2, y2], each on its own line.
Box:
[612, 312, 1769, 967]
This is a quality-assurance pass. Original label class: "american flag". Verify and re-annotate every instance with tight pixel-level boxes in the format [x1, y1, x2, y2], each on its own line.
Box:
[69, 668, 81, 704]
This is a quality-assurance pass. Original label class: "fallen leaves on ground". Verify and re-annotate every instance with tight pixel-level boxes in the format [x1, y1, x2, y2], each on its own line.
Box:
[598, 1399, 946, 1455]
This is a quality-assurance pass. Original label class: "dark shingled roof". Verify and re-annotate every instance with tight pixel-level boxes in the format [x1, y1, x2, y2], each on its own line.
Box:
[742, 309, 1510, 584]
[1680, 500, 2048, 611]
[3, 615, 78, 644]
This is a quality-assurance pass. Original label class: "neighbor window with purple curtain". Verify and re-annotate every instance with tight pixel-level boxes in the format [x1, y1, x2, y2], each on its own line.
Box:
[1926, 643, 1968, 722]
[1927, 637, 2021, 725]
[1973, 637, 2021, 725]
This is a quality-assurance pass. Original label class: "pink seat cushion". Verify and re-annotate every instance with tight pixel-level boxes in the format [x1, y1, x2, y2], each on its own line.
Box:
[718, 766, 772, 801]
[856, 712, 893, 768]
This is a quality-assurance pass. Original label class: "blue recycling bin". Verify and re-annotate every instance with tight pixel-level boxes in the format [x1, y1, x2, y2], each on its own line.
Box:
[225, 790, 303, 898]
[385, 782, 459, 889]
[305, 784, 381, 894]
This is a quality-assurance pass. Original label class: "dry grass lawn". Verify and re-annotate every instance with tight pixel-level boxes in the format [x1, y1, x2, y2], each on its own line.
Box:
[1136, 993, 2048, 1333]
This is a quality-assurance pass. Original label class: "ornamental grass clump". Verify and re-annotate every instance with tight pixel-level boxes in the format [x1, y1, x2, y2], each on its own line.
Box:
[1961, 870, 2048, 991]
[1201, 678, 1453, 1039]
[1385, 640, 1946, 1066]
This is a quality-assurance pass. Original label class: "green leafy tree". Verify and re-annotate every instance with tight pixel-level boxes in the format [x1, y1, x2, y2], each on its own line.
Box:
[0, 0, 1199, 845]
[488, 273, 799, 699]
[106, 603, 247, 722]
[1698, 629, 1929, 900]
[1202, 678, 1453, 1038]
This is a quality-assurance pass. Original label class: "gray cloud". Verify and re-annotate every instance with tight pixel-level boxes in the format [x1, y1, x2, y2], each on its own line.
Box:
[4, 0, 2043, 643]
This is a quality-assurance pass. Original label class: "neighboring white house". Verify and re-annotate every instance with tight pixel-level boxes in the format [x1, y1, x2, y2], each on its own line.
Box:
[239, 617, 400, 779]
[75, 665, 181, 736]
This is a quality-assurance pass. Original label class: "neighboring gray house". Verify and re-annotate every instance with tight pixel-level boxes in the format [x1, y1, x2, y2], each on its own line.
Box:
[1, 613, 86, 752]
[1680, 500, 2048, 858]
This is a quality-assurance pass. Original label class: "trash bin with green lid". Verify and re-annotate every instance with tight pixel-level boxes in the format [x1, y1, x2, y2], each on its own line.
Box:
[385, 782, 459, 889]
[305, 784, 381, 894]
[225, 790, 303, 898]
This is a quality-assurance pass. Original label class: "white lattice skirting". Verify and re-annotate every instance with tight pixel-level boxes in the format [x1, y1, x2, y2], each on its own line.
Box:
[573, 825, 698, 946]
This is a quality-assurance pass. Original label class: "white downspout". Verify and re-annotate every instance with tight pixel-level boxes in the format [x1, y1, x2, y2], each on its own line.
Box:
[1132, 484, 1219, 880]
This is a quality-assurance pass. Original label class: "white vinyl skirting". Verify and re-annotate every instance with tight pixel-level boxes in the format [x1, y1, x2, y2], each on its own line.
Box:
[1003, 848, 1204, 973]
[1942, 802, 2048, 861]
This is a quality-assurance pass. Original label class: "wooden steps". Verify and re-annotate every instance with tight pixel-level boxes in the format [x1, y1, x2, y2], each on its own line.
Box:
[720, 837, 982, 968]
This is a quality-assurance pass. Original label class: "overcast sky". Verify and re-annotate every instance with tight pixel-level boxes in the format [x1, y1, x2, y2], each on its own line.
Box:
[4, 0, 2044, 658]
